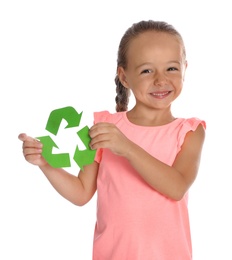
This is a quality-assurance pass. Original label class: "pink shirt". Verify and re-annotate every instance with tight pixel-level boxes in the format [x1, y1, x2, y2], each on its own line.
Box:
[92, 111, 206, 260]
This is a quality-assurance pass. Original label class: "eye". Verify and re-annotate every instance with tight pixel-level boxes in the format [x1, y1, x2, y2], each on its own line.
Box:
[167, 67, 178, 71]
[141, 69, 152, 74]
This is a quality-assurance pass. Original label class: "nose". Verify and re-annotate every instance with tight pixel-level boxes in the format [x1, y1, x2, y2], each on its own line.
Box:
[153, 72, 167, 86]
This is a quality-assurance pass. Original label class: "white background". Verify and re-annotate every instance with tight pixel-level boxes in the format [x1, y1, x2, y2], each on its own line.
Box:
[1, 0, 231, 259]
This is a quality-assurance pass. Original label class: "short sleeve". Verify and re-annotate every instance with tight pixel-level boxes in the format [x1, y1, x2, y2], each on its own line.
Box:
[94, 111, 111, 124]
[178, 118, 206, 151]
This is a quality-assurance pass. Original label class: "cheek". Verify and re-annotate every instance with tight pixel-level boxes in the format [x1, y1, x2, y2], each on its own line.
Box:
[129, 85, 147, 99]
[175, 84, 183, 97]
[170, 77, 184, 95]
[127, 77, 147, 90]
[171, 74, 184, 84]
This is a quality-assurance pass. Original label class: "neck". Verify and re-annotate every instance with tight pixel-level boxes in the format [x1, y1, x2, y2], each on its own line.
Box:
[126, 107, 175, 126]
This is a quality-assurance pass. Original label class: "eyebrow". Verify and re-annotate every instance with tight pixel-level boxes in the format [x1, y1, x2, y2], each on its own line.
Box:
[135, 62, 153, 70]
[135, 60, 182, 70]
[168, 60, 182, 65]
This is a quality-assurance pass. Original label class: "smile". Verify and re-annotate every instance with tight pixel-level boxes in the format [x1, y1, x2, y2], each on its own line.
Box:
[150, 91, 171, 98]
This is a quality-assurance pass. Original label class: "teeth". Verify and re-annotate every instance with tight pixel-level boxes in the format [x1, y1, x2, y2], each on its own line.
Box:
[152, 92, 169, 96]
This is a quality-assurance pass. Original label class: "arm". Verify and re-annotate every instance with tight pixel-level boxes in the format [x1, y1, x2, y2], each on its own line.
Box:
[18, 133, 98, 206]
[125, 124, 205, 200]
[89, 123, 205, 201]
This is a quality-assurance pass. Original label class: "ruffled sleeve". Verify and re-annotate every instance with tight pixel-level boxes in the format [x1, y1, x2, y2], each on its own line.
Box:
[177, 118, 206, 152]
[94, 111, 111, 124]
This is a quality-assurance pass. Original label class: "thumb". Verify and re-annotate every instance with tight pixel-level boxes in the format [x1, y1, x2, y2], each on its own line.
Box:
[18, 133, 36, 142]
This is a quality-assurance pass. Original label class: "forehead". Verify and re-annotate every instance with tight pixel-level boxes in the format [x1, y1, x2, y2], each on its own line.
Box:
[127, 31, 184, 62]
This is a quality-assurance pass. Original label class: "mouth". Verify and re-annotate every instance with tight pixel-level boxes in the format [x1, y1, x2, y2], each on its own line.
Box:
[150, 91, 172, 99]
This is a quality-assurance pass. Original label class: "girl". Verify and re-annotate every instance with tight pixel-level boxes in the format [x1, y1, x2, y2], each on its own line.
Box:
[19, 20, 206, 259]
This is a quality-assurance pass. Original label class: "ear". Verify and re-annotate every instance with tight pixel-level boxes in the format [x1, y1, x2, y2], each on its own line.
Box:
[117, 67, 129, 88]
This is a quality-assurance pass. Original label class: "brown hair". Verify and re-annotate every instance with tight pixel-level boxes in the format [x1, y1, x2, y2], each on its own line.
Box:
[115, 20, 186, 112]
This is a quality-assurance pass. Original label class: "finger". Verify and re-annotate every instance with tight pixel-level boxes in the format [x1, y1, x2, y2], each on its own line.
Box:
[18, 133, 35, 142]
[19, 134, 42, 152]
[18, 133, 41, 144]
[90, 122, 112, 131]
[90, 132, 112, 148]
[23, 142, 43, 151]
[89, 123, 113, 137]
[24, 154, 44, 166]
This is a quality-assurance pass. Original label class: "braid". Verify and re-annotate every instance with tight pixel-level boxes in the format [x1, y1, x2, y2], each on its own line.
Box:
[115, 75, 130, 112]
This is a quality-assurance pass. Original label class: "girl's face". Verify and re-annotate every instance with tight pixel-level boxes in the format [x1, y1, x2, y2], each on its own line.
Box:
[118, 31, 187, 112]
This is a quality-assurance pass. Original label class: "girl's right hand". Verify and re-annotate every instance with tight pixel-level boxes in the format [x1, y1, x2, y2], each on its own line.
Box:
[18, 133, 48, 167]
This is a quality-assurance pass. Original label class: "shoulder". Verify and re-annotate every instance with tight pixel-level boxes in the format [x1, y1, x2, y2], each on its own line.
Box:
[176, 117, 206, 149]
[176, 117, 206, 137]
[181, 117, 206, 130]
[94, 111, 125, 124]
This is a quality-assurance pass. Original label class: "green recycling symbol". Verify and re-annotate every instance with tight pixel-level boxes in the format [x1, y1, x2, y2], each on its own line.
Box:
[36, 106, 96, 170]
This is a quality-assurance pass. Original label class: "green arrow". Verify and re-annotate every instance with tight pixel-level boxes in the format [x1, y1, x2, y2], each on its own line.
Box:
[36, 135, 71, 168]
[45, 106, 83, 135]
[73, 126, 96, 171]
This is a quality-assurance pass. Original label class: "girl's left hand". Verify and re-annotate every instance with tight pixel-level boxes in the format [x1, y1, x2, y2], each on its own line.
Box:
[89, 122, 133, 157]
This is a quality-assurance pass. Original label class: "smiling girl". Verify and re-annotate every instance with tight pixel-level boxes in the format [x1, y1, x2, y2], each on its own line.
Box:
[19, 20, 206, 260]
